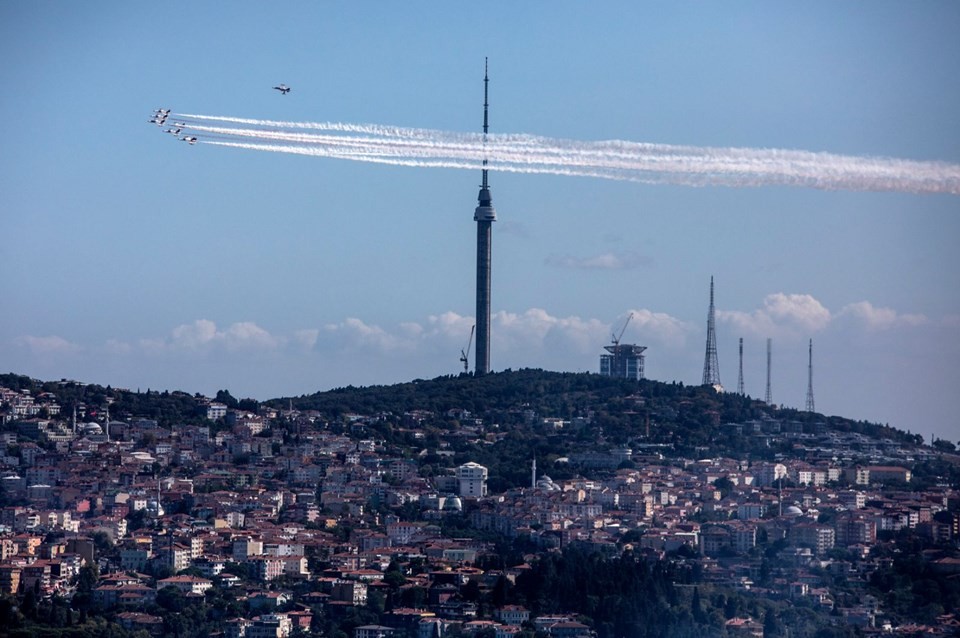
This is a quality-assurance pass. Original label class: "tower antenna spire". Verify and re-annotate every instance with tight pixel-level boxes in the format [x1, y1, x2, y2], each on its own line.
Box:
[474, 57, 496, 376]
[481, 56, 489, 189]
[483, 58, 489, 134]
[737, 337, 745, 395]
[805, 338, 815, 412]
[701, 277, 721, 388]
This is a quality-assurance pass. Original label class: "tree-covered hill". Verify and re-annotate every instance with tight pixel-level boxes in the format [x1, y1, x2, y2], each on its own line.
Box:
[0, 373, 207, 428]
[2, 369, 918, 454]
[267, 369, 917, 447]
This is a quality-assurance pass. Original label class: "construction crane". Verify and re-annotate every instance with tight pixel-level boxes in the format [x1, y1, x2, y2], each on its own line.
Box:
[612, 312, 634, 349]
[610, 312, 634, 378]
[460, 325, 475, 372]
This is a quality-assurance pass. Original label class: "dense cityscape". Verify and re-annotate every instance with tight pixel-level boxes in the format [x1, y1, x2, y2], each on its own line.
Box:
[4, 4, 959, 638]
[1, 370, 958, 638]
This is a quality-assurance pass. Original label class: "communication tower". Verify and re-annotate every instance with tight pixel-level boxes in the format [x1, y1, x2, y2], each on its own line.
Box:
[701, 277, 722, 389]
[473, 58, 496, 376]
[765, 338, 773, 405]
[805, 338, 815, 412]
[737, 337, 745, 395]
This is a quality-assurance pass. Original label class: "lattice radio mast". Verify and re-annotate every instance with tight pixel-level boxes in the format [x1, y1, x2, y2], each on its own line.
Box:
[701, 277, 721, 387]
[805, 338, 815, 412]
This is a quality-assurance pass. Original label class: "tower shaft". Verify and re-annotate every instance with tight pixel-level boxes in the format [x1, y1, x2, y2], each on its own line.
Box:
[805, 338, 815, 412]
[701, 276, 721, 387]
[473, 58, 496, 376]
[475, 220, 492, 374]
[765, 338, 773, 405]
[737, 337, 745, 395]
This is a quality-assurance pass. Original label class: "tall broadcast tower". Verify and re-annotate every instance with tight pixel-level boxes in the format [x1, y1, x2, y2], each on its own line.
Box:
[805, 338, 815, 412]
[765, 338, 773, 405]
[701, 277, 721, 388]
[474, 58, 496, 376]
[737, 337, 745, 395]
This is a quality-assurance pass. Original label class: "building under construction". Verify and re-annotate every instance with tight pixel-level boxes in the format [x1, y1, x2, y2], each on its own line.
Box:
[600, 344, 647, 380]
[599, 313, 646, 380]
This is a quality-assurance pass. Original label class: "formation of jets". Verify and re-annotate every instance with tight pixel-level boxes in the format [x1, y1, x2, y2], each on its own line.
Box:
[148, 108, 170, 125]
[150, 86, 289, 146]
[148, 109, 197, 145]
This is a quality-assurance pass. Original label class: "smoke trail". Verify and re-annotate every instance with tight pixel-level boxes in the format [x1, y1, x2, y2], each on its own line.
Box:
[167, 113, 960, 195]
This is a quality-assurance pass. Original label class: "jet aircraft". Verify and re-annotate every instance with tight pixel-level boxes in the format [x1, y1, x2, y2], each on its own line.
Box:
[273, 84, 291, 95]
[181, 136, 197, 145]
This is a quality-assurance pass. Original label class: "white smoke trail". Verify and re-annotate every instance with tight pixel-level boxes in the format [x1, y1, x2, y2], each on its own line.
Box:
[170, 113, 960, 195]
[203, 141, 639, 181]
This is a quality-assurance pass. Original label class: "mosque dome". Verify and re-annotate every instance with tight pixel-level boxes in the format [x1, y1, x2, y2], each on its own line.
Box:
[82, 422, 103, 434]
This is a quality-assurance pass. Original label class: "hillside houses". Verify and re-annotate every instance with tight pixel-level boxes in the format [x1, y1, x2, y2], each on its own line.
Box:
[1, 377, 958, 636]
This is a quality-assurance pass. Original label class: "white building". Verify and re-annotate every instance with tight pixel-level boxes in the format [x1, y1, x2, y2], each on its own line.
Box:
[206, 402, 228, 421]
[754, 463, 787, 487]
[157, 575, 213, 595]
[456, 461, 488, 498]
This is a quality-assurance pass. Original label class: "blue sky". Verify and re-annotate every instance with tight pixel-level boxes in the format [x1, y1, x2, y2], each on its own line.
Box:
[2, 2, 958, 442]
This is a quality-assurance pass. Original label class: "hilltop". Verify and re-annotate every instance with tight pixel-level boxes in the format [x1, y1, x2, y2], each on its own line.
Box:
[2, 368, 923, 456]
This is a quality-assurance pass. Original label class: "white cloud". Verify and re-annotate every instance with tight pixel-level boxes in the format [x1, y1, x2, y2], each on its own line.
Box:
[399, 322, 424, 339]
[221, 322, 282, 350]
[839, 301, 928, 331]
[293, 329, 320, 350]
[323, 317, 413, 353]
[546, 251, 652, 270]
[160, 320, 283, 352]
[171, 319, 218, 349]
[119, 309, 690, 364]
[625, 309, 696, 348]
[719, 293, 831, 337]
[483, 309, 605, 360]
[14, 335, 81, 354]
[425, 311, 474, 339]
